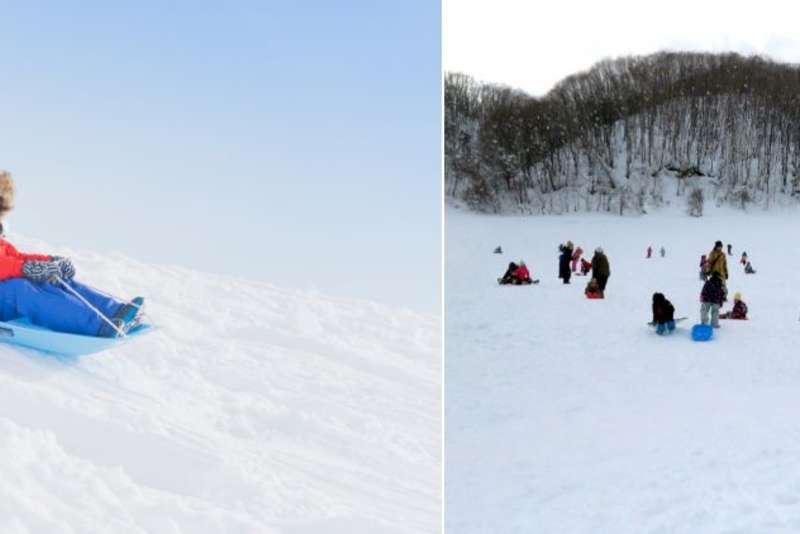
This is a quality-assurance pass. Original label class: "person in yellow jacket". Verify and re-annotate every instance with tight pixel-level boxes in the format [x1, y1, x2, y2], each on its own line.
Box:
[705, 240, 728, 281]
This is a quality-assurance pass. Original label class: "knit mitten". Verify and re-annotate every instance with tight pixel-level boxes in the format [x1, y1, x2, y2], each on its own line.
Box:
[22, 260, 61, 283]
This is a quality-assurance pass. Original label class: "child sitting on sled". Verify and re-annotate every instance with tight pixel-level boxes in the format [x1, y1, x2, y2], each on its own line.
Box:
[585, 278, 604, 299]
[0, 172, 144, 338]
[720, 292, 748, 319]
[744, 261, 756, 274]
[652, 292, 676, 335]
[498, 261, 532, 285]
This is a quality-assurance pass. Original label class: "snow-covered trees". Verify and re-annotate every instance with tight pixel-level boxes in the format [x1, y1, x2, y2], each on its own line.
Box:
[446, 52, 800, 214]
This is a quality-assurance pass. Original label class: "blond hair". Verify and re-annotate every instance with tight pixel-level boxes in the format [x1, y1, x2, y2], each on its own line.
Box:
[0, 171, 14, 218]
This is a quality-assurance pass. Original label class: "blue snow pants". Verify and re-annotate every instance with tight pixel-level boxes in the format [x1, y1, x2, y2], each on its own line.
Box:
[656, 320, 676, 335]
[0, 278, 124, 336]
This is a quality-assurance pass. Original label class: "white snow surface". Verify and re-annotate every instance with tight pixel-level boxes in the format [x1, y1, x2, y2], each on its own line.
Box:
[446, 204, 800, 533]
[0, 235, 440, 534]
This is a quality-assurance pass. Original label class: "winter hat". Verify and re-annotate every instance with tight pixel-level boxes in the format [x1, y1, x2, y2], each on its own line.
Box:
[0, 172, 14, 218]
[595, 247, 603, 254]
[566, 240, 574, 248]
[734, 292, 742, 302]
[715, 240, 723, 248]
[519, 260, 525, 266]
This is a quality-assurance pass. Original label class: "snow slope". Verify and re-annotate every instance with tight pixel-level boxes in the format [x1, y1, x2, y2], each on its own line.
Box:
[0, 235, 440, 534]
[446, 204, 800, 533]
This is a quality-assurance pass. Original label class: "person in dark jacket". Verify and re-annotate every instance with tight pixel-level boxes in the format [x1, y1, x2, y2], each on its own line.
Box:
[652, 292, 676, 335]
[720, 292, 748, 319]
[727, 243, 732, 256]
[498, 262, 518, 285]
[558, 241, 573, 284]
[745, 261, 756, 274]
[591, 247, 610, 291]
[700, 271, 725, 328]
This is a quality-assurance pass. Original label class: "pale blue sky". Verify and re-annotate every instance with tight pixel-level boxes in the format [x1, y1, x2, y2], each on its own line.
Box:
[0, 1, 441, 314]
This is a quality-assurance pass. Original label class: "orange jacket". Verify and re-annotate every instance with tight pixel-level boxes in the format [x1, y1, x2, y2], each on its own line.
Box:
[0, 240, 51, 280]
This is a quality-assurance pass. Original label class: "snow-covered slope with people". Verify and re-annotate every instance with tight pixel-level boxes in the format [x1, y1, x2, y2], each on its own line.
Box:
[446, 204, 800, 533]
[0, 235, 440, 534]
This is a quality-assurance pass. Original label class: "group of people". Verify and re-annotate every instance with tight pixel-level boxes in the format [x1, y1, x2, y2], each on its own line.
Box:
[646, 246, 666, 258]
[558, 241, 610, 298]
[653, 240, 749, 335]
[495, 236, 758, 335]
[495, 241, 611, 298]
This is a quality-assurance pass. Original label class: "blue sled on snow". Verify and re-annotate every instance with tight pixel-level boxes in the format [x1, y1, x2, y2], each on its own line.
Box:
[691, 323, 714, 342]
[0, 317, 154, 356]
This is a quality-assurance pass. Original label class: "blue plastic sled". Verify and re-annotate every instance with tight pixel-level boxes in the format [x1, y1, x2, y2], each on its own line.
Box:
[0, 317, 154, 356]
[691, 323, 714, 342]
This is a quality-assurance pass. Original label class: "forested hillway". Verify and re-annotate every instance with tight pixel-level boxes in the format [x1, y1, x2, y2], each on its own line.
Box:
[446, 51, 800, 214]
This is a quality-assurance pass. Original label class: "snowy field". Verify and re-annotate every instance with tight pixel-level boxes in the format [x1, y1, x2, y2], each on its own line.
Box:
[0, 235, 440, 534]
[446, 204, 800, 533]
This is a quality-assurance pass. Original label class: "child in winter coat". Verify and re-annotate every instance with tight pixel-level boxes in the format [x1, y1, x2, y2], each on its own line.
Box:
[652, 292, 676, 335]
[585, 278, 604, 299]
[720, 292, 748, 320]
[646, 246, 652, 258]
[0, 173, 144, 338]
[571, 246, 583, 272]
[498, 261, 532, 285]
[580, 258, 592, 276]
[511, 261, 532, 284]
[745, 261, 756, 274]
[700, 271, 726, 328]
[740, 252, 748, 265]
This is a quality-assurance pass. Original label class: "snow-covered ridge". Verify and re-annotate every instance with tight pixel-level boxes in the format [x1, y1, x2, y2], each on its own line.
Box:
[0, 235, 441, 534]
[446, 52, 800, 214]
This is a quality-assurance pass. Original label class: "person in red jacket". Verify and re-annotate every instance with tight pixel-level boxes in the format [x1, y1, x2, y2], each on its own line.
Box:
[585, 278, 604, 299]
[0, 172, 144, 337]
[511, 261, 531, 284]
[571, 246, 583, 272]
[580, 258, 592, 276]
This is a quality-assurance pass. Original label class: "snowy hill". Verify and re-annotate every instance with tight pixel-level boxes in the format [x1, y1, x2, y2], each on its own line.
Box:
[0, 235, 440, 534]
[446, 206, 800, 533]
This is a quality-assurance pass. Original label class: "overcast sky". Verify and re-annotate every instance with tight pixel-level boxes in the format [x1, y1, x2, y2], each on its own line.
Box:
[445, 0, 800, 96]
